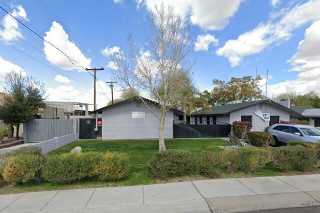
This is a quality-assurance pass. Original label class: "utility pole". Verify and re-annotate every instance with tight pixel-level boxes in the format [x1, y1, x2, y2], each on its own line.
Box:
[85, 67, 104, 111]
[85, 67, 104, 132]
[106, 81, 117, 104]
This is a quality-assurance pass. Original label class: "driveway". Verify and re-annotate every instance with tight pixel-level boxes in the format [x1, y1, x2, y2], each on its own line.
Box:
[1, 174, 320, 213]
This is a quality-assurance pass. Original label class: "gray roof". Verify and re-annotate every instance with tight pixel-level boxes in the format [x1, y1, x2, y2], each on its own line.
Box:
[301, 109, 320, 118]
[291, 106, 309, 114]
[292, 107, 320, 118]
[193, 99, 302, 117]
[94, 96, 183, 114]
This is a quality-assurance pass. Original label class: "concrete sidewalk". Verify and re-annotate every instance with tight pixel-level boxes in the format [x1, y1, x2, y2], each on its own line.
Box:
[1, 174, 320, 213]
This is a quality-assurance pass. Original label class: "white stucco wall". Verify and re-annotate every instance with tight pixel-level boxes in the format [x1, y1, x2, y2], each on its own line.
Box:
[101, 101, 173, 139]
[309, 119, 315, 127]
[229, 103, 290, 131]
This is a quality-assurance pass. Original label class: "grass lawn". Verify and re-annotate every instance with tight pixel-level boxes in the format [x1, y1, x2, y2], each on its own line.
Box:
[0, 138, 310, 194]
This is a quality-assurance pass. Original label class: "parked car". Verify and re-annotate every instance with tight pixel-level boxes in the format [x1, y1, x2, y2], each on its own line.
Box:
[267, 124, 320, 145]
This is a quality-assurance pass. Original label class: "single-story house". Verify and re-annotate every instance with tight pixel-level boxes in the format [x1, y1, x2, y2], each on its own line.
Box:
[292, 107, 320, 127]
[190, 99, 302, 131]
[94, 97, 305, 139]
[95, 96, 181, 140]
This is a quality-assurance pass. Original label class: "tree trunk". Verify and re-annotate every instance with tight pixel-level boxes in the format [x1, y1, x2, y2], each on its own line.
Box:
[9, 125, 14, 138]
[159, 108, 167, 153]
[15, 124, 20, 139]
[183, 112, 187, 124]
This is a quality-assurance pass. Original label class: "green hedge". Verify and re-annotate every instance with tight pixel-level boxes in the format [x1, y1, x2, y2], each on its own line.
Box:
[2, 154, 45, 184]
[247, 132, 274, 147]
[200, 148, 271, 177]
[200, 151, 228, 178]
[43, 152, 102, 184]
[92, 152, 129, 181]
[0, 127, 8, 140]
[271, 145, 317, 171]
[148, 151, 198, 178]
[42, 152, 130, 184]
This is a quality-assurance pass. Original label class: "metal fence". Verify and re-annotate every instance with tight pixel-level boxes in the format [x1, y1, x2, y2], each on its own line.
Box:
[173, 123, 231, 138]
[23, 119, 78, 143]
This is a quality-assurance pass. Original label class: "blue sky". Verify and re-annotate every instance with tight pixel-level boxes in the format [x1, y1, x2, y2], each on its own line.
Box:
[0, 0, 319, 107]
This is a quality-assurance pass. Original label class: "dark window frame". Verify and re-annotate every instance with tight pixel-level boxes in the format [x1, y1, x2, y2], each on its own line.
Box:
[269, 116, 280, 126]
[241, 115, 252, 123]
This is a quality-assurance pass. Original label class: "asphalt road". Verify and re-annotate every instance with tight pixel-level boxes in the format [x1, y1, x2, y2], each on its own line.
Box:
[248, 206, 320, 213]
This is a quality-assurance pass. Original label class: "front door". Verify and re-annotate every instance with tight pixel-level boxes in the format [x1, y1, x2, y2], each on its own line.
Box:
[79, 118, 97, 139]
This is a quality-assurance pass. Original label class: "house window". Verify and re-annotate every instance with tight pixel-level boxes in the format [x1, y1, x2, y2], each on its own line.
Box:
[269, 116, 280, 126]
[241, 115, 252, 124]
[209, 117, 213, 125]
[132, 112, 145, 119]
[202, 116, 207, 125]
[197, 117, 201, 125]
[190, 117, 195, 125]
[209, 116, 216, 125]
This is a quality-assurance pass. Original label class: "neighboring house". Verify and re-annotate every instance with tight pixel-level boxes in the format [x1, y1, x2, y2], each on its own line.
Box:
[39, 101, 91, 119]
[292, 107, 320, 127]
[95, 96, 179, 140]
[190, 99, 302, 132]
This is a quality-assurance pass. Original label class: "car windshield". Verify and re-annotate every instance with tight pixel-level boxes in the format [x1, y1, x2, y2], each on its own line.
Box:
[300, 127, 320, 136]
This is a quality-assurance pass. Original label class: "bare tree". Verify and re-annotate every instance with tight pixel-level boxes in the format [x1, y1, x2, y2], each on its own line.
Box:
[110, 6, 190, 152]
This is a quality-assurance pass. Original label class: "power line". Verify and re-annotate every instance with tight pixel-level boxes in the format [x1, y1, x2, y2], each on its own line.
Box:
[0, 4, 111, 108]
[8, 45, 76, 79]
[0, 5, 88, 71]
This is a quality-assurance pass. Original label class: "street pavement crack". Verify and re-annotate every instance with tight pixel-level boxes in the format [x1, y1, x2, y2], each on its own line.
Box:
[0, 194, 23, 213]
[85, 188, 96, 209]
[191, 181, 214, 213]
[40, 191, 58, 211]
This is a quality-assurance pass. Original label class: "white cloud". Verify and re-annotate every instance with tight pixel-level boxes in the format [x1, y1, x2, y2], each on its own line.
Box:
[268, 20, 320, 97]
[217, 0, 320, 67]
[0, 5, 28, 43]
[0, 56, 26, 81]
[46, 80, 121, 109]
[106, 61, 119, 70]
[194, 34, 219, 52]
[102, 46, 124, 70]
[43, 21, 91, 71]
[271, 0, 281, 7]
[138, 0, 242, 31]
[54, 74, 71, 84]
[217, 24, 271, 67]
[113, 0, 123, 3]
[102, 46, 122, 57]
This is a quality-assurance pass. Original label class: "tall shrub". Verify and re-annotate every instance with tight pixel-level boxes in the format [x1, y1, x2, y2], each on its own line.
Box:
[200, 148, 271, 177]
[247, 132, 273, 147]
[43, 153, 101, 184]
[199, 151, 228, 178]
[2, 154, 45, 184]
[232, 121, 252, 139]
[148, 151, 198, 178]
[92, 152, 129, 181]
[272, 146, 317, 171]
